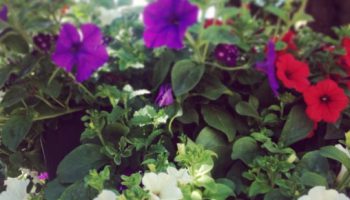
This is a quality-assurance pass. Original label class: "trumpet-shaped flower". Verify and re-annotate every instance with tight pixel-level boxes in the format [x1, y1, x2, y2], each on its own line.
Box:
[166, 166, 192, 185]
[155, 84, 174, 107]
[298, 186, 349, 200]
[51, 23, 109, 82]
[142, 172, 183, 200]
[256, 40, 279, 96]
[0, 178, 29, 200]
[93, 190, 118, 200]
[143, 0, 199, 49]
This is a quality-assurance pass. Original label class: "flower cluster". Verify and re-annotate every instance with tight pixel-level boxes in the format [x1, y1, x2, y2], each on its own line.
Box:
[257, 34, 349, 137]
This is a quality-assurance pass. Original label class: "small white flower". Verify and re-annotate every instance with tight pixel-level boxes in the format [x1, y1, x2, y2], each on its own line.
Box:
[93, 190, 118, 200]
[166, 167, 192, 185]
[142, 172, 183, 200]
[335, 144, 350, 182]
[298, 186, 349, 200]
[0, 177, 29, 200]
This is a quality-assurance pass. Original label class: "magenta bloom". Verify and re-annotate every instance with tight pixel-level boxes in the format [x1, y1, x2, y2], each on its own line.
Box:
[51, 23, 109, 82]
[256, 40, 279, 96]
[0, 5, 7, 21]
[143, 0, 199, 49]
[38, 172, 49, 181]
[155, 84, 174, 107]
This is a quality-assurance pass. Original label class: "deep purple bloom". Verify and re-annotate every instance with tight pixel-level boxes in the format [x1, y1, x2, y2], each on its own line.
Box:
[143, 0, 199, 49]
[214, 44, 239, 66]
[33, 33, 52, 52]
[155, 84, 174, 107]
[256, 40, 279, 96]
[38, 172, 49, 181]
[51, 23, 109, 82]
[0, 5, 8, 21]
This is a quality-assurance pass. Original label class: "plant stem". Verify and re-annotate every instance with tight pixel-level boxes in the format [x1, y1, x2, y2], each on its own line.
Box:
[204, 62, 250, 71]
[337, 170, 350, 191]
[48, 68, 61, 85]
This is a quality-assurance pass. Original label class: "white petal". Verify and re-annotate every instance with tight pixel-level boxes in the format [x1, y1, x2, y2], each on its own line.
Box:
[297, 195, 311, 200]
[142, 173, 162, 192]
[0, 178, 29, 200]
[93, 190, 118, 200]
[159, 185, 183, 200]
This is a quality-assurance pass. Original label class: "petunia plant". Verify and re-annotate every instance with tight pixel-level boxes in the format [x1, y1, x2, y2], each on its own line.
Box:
[0, 0, 350, 200]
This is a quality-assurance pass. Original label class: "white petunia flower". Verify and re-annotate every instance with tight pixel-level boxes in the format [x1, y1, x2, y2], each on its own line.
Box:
[93, 190, 118, 200]
[298, 186, 349, 200]
[335, 144, 350, 182]
[142, 172, 183, 200]
[0, 177, 29, 200]
[166, 167, 192, 185]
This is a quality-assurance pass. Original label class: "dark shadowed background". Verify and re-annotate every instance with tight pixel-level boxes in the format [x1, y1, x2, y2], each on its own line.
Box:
[229, 0, 350, 37]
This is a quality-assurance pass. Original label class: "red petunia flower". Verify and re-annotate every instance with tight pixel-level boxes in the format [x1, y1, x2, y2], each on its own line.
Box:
[276, 54, 310, 92]
[282, 30, 298, 51]
[204, 19, 223, 28]
[204, 18, 234, 29]
[303, 79, 349, 123]
[340, 37, 350, 73]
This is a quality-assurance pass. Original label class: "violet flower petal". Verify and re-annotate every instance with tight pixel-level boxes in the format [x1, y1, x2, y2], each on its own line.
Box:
[256, 40, 279, 96]
[0, 5, 7, 21]
[143, 0, 199, 49]
[51, 23, 108, 82]
[155, 84, 174, 107]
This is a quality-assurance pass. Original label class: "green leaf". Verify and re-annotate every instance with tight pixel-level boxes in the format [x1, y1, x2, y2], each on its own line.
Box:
[265, 5, 289, 22]
[196, 127, 229, 157]
[130, 105, 168, 127]
[196, 74, 233, 100]
[264, 189, 289, 200]
[2, 34, 29, 54]
[0, 66, 13, 88]
[44, 179, 66, 200]
[231, 137, 258, 165]
[201, 26, 249, 50]
[320, 146, 350, 170]
[151, 51, 175, 88]
[171, 60, 205, 96]
[249, 179, 271, 197]
[298, 151, 329, 176]
[1, 86, 28, 108]
[235, 101, 260, 120]
[60, 180, 94, 200]
[57, 144, 107, 183]
[279, 105, 314, 146]
[2, 113, 33, 151]
[201, 105, 237, 142]
[84, 166, 110, 192]
[300, 171, 328, 187]
[275, 41, 287, 51]
[43, 80, 62, 98]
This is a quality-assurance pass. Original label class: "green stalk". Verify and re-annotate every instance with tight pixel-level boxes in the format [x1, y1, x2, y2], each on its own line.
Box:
[204, 62, 250, 71]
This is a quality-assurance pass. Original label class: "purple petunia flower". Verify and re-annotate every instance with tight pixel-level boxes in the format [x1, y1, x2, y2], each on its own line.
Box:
[256, 40, 279, 96]
[51, 23, 109, 82]
[0, 5, 8, 21]
[214, 44, 239, 66]
[155, 84, 174, 107]
[143, 0, 199, 49]
[38, 172, 49, 181]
